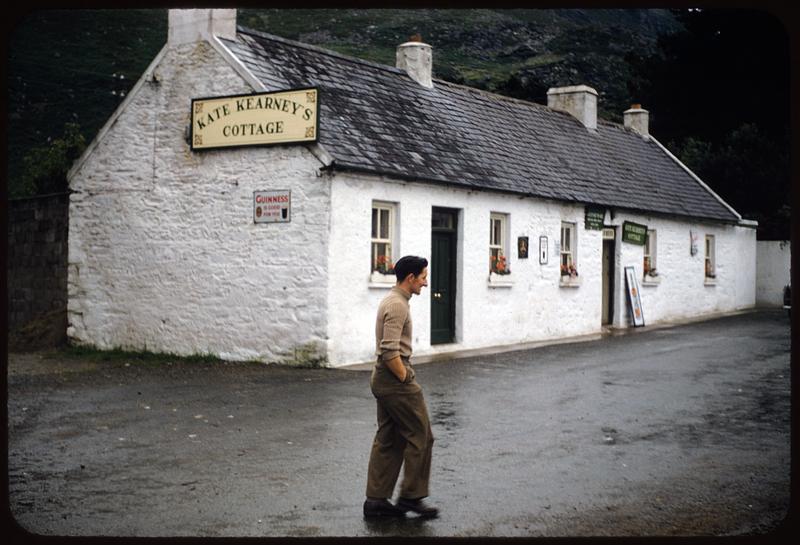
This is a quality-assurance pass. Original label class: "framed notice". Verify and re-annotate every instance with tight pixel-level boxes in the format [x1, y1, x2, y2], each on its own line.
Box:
[539, 236, 548, 264]
[518, 237, 529, 259]
[624, 266, 645, 327]
[191, 87, 319, 151]
[254, 190, 291, 223]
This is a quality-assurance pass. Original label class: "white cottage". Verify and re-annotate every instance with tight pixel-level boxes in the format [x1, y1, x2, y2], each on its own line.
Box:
[66, 9, 757, 367]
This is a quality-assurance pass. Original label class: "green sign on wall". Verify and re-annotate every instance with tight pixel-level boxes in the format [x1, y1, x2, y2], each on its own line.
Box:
[585, 206, 605, 230]
[622, 221, 647, 245]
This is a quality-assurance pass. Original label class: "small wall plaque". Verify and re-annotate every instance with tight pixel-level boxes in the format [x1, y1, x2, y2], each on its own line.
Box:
[539, 236, 548, 264]
[518, 236, 529, 259]
[254, 190, 291, 223]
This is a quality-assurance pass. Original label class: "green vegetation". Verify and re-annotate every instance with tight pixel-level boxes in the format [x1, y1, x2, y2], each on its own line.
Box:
[7, 8, 788, 238]
[59, 344, 228, 365]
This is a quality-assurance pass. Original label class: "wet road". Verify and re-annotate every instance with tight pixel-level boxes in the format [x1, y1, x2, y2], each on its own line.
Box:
[7, 309, 792, 537]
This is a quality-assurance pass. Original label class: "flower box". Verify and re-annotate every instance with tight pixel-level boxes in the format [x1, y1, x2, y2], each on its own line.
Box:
[559, 275, 582, 288]
[369, 271, 396, 286]
[488, 272, 514, 287]
[642, 274, 661, 286]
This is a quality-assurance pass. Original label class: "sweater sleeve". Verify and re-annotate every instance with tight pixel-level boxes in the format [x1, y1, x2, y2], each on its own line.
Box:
[379, 300, 408, 362]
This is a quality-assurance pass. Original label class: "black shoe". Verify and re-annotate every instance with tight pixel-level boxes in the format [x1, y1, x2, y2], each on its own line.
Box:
[363, 498, 406, 518]
[397, 497, 439, 518]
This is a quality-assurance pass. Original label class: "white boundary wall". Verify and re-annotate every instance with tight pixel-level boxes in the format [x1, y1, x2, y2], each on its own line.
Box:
[756, 241, 791, 307]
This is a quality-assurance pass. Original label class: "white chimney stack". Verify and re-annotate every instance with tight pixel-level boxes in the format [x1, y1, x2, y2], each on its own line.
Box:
[168, 9, 237, 46]
[547, 85, 598, 130]
[396, 35, 433, 89]
[624, 104, 649, 136]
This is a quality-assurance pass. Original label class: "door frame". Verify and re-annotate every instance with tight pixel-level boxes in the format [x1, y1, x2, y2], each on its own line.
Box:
[602, 227, 616, 326]
[431, 207, 459, 345]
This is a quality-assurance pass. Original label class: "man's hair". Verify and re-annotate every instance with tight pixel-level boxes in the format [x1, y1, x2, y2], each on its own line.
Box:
[395, 255, 428, 282]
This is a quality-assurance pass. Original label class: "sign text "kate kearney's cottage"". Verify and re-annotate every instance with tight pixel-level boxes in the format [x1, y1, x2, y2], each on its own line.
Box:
[191, 87, 319, 150]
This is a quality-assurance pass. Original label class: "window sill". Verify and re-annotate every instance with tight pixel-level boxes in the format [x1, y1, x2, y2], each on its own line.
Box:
[559, 276, 582, 288]
[368, 271, 395, 288]
[642, 275, 661, 286]
[488, 272, 514, 287]
[704, 277, 717, 286]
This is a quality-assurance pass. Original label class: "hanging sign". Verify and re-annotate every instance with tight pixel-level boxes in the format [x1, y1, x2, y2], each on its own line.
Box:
[622, 221, 647, 245]
[254, 190, 291, 223]
[585, 206, 605, 230]
[191, 87, 319, 150]
[624, 265, 645, 327]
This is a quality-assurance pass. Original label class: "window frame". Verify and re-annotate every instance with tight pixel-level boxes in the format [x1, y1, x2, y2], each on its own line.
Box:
[644, 229, 657, 277]
[371, 201, 396, 275]
[489, 212, 509, 274]
[560, 221, 577, 271]
[705, 234, 716, 279]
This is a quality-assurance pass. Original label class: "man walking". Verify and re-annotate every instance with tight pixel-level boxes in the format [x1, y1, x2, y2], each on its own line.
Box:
[364, 255, 439, 519]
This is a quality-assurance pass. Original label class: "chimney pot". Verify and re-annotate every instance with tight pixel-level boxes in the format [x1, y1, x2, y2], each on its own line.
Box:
[168, 9, 237, 46]
[546, 85, 598, 130]
[396, 39, 433, 88]
[624, 104, 650, 136]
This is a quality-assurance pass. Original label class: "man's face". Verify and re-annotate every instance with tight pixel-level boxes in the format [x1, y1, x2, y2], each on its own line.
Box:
[408, 267, 429, 295]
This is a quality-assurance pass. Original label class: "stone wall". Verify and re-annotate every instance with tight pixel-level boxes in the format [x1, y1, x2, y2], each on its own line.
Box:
[68, 41, 330, 364]
[7, 193, 69, 348]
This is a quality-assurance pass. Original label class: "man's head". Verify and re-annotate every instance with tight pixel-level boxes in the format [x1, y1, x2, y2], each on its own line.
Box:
[394, 255, 429, 296]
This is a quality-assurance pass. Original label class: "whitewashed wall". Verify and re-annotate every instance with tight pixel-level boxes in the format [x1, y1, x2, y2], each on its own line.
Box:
[327, 172, 757, 367]
[605, 211, 756, 328]
[327, 172, 605, 367]
[68, 41, 331, 364]
[756, 241, 791, 307]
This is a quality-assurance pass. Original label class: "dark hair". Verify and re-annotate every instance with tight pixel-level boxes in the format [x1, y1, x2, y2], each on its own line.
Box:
[394, 255, 428, 282]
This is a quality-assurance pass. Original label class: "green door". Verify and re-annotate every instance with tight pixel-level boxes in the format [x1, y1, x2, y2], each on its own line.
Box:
[431, 208, 457, 344]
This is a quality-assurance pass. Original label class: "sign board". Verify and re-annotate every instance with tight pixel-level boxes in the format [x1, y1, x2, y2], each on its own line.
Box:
[191, 87, 319, 150]
[585, 206, 605, 230]
[254, 190, 291, 223]
[622, 221, 647, 245]
[624, 265, 645, 327]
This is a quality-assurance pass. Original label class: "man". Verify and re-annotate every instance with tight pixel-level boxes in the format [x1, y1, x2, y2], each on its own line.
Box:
[363, 255, 439, 519]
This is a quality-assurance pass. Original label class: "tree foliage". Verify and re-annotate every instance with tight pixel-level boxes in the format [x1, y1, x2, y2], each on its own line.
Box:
[12, 123, 87, 199]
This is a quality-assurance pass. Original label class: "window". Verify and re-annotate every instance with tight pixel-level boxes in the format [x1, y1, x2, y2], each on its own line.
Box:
[371, 202, 396, 274]
[560, 222, 577, 276]
[644, 230, 657, 277]
[489, 212, 509, 274]
[705, 235, 716, 279]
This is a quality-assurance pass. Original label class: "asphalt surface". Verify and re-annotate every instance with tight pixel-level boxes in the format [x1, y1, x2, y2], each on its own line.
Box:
[6, 309, 794, 538]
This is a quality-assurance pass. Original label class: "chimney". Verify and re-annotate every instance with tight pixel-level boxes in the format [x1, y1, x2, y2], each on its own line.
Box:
[623, 104, 649, 136]
[168, 9, 237, 46]
[546, 85, 598, 130]
[396, 35, 433, 89]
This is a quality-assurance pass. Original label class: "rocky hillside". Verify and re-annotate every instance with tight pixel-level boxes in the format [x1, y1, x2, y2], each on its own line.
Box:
[8, 8, 683, 196]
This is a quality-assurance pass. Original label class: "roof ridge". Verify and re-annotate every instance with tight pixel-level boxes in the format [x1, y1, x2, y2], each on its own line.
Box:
[236, 25, 409, 77]
[234, 25, 631, 128]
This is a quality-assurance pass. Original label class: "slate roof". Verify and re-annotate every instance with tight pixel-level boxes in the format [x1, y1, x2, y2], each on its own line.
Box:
[221, 27, 741, 224]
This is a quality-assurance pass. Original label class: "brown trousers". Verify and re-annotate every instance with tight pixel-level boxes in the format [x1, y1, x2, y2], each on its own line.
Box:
[365, 391, 434, 500]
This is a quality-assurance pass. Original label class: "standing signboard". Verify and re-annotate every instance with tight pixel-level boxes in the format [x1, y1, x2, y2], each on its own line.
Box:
[624, 265, 645, 327]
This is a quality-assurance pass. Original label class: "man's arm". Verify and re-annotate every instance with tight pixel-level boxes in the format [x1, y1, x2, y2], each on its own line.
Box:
[384, 355, 407, 382]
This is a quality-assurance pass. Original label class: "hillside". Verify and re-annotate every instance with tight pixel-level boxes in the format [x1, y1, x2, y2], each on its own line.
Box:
[7, 8, 683, 198]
